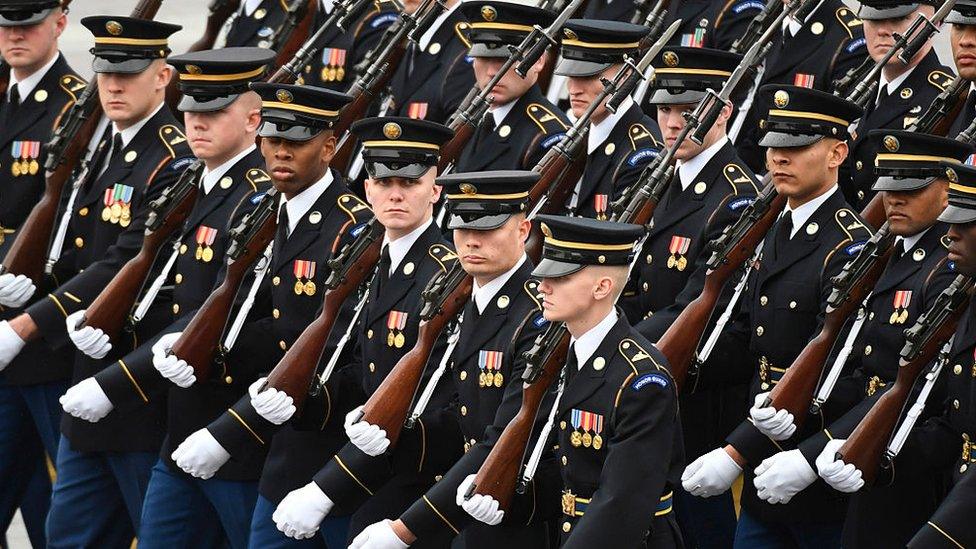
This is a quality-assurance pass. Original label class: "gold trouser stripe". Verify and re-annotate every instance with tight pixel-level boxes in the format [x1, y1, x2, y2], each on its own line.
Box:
[824, 429, 833, 440]
[416, 418, 426, 473]
[47, 294, 68, 318]
[423, 495, 460, 535]
[118, 359, 148, 403]
[926, 521, 965, 549]
[334, 455, 374, 496]
[227, 409, 264, 445]
[63, 292, 81, 303]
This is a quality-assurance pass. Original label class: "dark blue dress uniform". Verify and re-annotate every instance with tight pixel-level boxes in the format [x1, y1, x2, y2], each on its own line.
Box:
[388, 6, 476, 123]
[713, 87, 872, 540]
[529, 215, 682, 549]
[664, 0, 756, 50]
[553, 19, 663, 220]
[946, 1, 976, 139]
[453, 2, 570, 173]
[734, 0, 868, 173]
[224, 0, 288, 48]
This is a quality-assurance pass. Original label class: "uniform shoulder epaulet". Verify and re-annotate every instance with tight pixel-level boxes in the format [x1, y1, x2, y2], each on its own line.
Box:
[832, 209, 872, 258]
[58, 74, 86, 102]
[364, 2, 399, 31]
[159, 125, 188, 158]
[625, 123, 660, 167]
[941, 234, 952, 250]
[835, 7, 862, 39]
[245, 168, 272, 193]
[722, 163, 759, 194]
[618, 338, 672, 388]
[454, 21, 472, 49]
[526, 103, 569, 135]
[523, 279, 543, 310]
[427, 243, 458, 272]
[337, 193, 372, 224]
[928, 70, 954, 92]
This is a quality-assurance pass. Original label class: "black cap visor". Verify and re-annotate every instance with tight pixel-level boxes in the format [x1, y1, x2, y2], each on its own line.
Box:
[258, 119, 324, 142]
[92, 56, 153, 74]
[0, 7, 52, 27]
[650, 88, 708, 105]
[532, 257, 585, 278]
[554, 56, 610, 77]
[178, 93, 239, 113]
[858, 3, 918, 20]
[940, 202, 976, 224]
[872, 175, 938, 192]
[759, 131, 825, 148]
[448, 211, 515, 231]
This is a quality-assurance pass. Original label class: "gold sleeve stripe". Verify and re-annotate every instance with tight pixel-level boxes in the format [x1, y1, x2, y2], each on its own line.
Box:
[227, 409, 265, 445]
[47, 294, 68, 318]
[334, 455, 374, 496]
[117, 360, 148, 403]
[63, 292, 82, 303]
[926, 521, 965, 549]
[423, 496, 460, 535]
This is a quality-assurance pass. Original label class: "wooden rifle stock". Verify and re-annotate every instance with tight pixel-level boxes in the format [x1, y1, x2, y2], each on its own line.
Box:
[271, 0, 319, 69]
[470, 322, 571, 510]
[264, 218, 384, 409]
[170, 190, 278, 381]
[359, 263, 473, 447]
[838, 276, 974, 485]
[187, 0, 241, 52]
[524, 141, 586, 261]
[912, 76, 968, 136]
[765, 227, 896, 427]
[82, 161, 204, 342]
[660, 178, 786, 389]
[437, 121, 475, 173]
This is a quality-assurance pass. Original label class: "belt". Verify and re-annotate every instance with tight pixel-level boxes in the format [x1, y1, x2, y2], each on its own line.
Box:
[866, 375, 887, 397]
[562, 490, 673, 518]
[961, 434, 975, 473]
[759, 356, 786, 391]
[0, 225, 14, 246]
[463, 438, 477, 453]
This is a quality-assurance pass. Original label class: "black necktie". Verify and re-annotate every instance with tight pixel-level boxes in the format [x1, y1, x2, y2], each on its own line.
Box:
[565, 343, 578, 383]
[0, 84, 19, 129]
[773, 211, 793, 259]
[80, 126, 114, 194]
[8, 83, 19, 106]
[965, 92, 976, 129]
[277, 207, 291, 240]
[376, 244, 391, 294]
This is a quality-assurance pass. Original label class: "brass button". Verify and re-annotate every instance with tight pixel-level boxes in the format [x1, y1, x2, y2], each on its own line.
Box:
[961, 463, 969, 473]
[561, 456, 567, 465]
[460, 406, 467, 416]
[224, 376, 233, 384]
[864, 345, 872, 356]
[955, 364, 963, 375]
[953, 399, 960, 409]
[646, 254, 652, 264]
[760, 296, 768, 306]
[789, 301, 797, 309]
[855, 160, 863, 170]
[459, 371, 467, 380]
[272, 308, 280, 319]
[172, 303, 180, 314]
[857, 190, 865, 200]
[562, 522, 571, 533]
[642, 282, 649, 292]
[560, 421, 567, 430]
[756, 326, 764, 336]
[174, 273, 183, 284]
[761, 382, 770, 390]
[272, 276, 280, 286]
[434, 475, 442, 482]
[869, 312, 875, 320]
[367, 329, 374, 339]
[78, 207, 89, 217]
[74, 237, 84, 248]
[179, 244, 188, 254]
[369, 362, 375, 372]
[279, 340, 287, 350]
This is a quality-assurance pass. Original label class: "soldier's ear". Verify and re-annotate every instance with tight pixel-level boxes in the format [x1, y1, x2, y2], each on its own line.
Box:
[827, 139, 848, 170]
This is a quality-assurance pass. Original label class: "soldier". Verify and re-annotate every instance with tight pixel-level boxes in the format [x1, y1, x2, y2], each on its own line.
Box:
[147, 83, 371, 548]
[680, 86, 872, 547]
[555, 19, 662, 220]
[841, 0, 956, 211]
[453, 1, 570, 172]
[732, 0, 868, 173]
[343, 172, 553, 548]
[224, 0, 289, 48]
[947, 0, 976, 137]
[910, 466, 976, 548]
[388, 0, 475, 123]
[49, 47, 274, 548]
[625, 46, 759, 548]
[0, 0, 82, 545]
[745, 130, 969, 548]
[0, 15, 191, 546]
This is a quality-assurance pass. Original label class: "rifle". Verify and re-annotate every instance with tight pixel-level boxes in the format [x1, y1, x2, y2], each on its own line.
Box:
[262, 217, 384, 408]
[0, 0, 75, 96]
[730, 0, 782, 55]
[437, 0, 584, 173]
[909, 75, 968, 137]
[0, 0, 165, 284]
[186, 0, 241, 52]
[170, 188, 279, 381]
[837, 275, 975, 485]
[269, 0, 319, 69]
[638, 0, 672, 43]
[79, 160, 205, 343]
[761, 223, 896, 428]
[330, 0, 448, 172]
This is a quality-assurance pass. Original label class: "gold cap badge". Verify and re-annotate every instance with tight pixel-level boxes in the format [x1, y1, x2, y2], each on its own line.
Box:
[459, 183, 477, 195]
[185, 65, 202, 75]
[773, 90, 789, 108]
[883, 135, 899, 152]
[105, 20, 123, 36]
[663, 51, 679, 68]
[383, 122, 402, 140]
[947, 167, 959, 183]
[276, 89, 293, 103]
[481, 5, 497, 21]
[563, 28, 577, 40]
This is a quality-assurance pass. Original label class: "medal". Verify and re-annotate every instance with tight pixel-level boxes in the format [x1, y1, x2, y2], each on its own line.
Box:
[570, 431, 582, 447]
[593, 194, 608, 221]
[889, 311, 900, 324]
[580, 411, 593, 447]
[891, 290, 912, 325]
[898, 309, 909, 324]
[387, 311, 409, 348]
[677, 256, 688, 271]
[336, 66, 345, 81]
[11, 162, 20, 177]
[479, 350, 503, 389]
[394, 332, 405, 348]
[202, 247, 214, 263]
[293, 259, 317, 296]
[195, 246, 204, 261]
[493, 372, 503, 387]
[119, 215, 130, 228]
[304, 280, 316, 296]
[101, 206, 112, 221]
[668, 236, 692, 271]
[195, 226, 218, 263]
[582, 432, 592, 448]
[570, 409, 584, 447]
[110, 202, 123, 221]
[478, 372, 487, 387]
[28, 159, 38, 175]
[388, 332, 396, 347]
[294, 280, 305, 295]
[667, 255, 676, 269]
[592, 413, 604, 450]
[593, 434, 603, 450]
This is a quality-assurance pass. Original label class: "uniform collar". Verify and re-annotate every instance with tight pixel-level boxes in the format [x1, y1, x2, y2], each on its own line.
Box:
[783, 0, 825, 36]
[877, 64, 916, 102]
[241, 0, 264, 16]
[418, 1, 461, 51]
[113, 101, 165, 148]
[587, 96, 634, 155]
[201, 144, 256, 195]
[785, 184, 838, 239]
[570, 309, 619, 369]
[897, 226, 930, 253]
[472, 253, 527, 314]
[490, 99, 517, 127]
[677, 136, 728, 191]
[8, 53, 58, 102]
[279, 170, 334, 234]
[382, 217, 433, 274]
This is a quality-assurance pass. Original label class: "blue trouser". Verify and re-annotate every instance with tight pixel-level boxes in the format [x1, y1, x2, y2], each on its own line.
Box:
[674, 486, 737, 548]
[46, 435, 157, 549]
[0, 381, 67, 548]
[249, 494, 351, 549]
[138, 458, 258, 549]
[734, 508, 843, 549]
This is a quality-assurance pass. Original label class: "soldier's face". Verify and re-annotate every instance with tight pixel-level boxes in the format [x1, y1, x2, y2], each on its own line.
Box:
[567, 65, 621, 122]
[946, 220, 976, 274]
[364, 169, 440, 238]
[98, 61, 172, 128]
[453, 215, 529, 284]
[261, 131, 336, 199]
[864, 9, 934, 66]
[473, 55, 540, 105]
[0, 9, 63, 74]
[883, 181, 948, 237]
[656, 103, 731, 160]
[537, 266, 622, 326]
[951, 23, 976, 81]
[767, 138, 847, 205]
[184, 96, 261, 166]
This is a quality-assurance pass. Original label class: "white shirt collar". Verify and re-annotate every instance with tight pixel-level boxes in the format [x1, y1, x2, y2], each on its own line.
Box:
[571, 309, 619, 369]
[898, 226, 930, 254]
[242, 0, 264, 16]
[587, 96, 634, 155]
[471, 254, 527, 314]
[677, 136, 728, 192]
[113, 102, 165, 148]
[490, 100, 517, 128]
[278, 170, 334, 234]
[782, 0, 825, 36]
[320, 0, 336, 14]
[877, 64, 916, 102]
[201, 144, 256, 195]
[784, 184, 838, 239]
[8, 54, 58, 102]
[418, 1, 461, 51]
[382, 217, 433, 274]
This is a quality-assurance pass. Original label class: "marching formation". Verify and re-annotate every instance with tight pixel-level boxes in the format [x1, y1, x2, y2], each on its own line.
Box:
[2, 0, 976, 547]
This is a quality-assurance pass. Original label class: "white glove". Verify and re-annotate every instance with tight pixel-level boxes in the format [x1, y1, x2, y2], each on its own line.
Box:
[681, 448, 742, 497]
[749, 392, 796, 441]
[348, 519, 410, 549]
[171, 428, 230, 479]
[753, 449, 818, 504]
[272, 482, 334, 540]
[65, 310, 112, 359]
[0, 320, 26, 371]
[816, 438, 864, 493]
[456, 474, 503, 525]
[151, 332, 195, 388]
[0, 273, 35, 308]
[59, 378, 113, 422]
[249, 377, 295, 425]
[344, 405, 390, 457]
